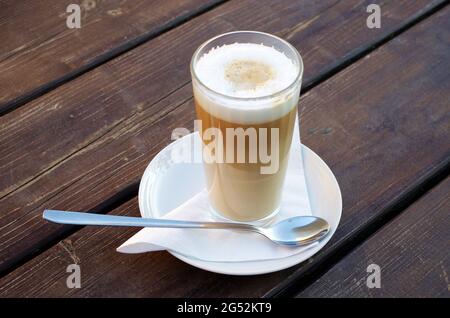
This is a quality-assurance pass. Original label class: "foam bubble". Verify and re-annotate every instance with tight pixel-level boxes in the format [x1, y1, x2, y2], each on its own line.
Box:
[195, 43, 298, 98]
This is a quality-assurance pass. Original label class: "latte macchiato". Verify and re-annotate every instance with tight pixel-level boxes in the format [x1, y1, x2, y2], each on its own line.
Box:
[191, 32, 303, 222]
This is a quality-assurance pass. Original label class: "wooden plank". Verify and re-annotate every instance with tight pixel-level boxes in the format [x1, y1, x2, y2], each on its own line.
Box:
[0, 0, 445, 275]
[296, 177, 450, 298]
[0, 0, 223, 113]
[1, 4, 449, 297]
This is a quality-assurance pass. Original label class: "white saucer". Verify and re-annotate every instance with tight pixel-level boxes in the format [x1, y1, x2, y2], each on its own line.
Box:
[138, 133, 342, 275]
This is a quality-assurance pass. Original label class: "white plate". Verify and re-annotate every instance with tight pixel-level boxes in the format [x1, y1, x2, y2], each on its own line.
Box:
[139, 133, 342, 275]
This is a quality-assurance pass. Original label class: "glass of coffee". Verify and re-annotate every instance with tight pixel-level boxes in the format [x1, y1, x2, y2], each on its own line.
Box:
[190, 31, 303, 222]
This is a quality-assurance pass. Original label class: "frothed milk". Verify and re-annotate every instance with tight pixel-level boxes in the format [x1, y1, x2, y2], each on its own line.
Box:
[192, 36, 301, 222]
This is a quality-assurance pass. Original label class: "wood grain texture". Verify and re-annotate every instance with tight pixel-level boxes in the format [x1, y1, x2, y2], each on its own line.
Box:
[0, 0, 222, 113]
[296, 177, 450, 298]
[1, 5, 449, 297]
[0, 0, 445, 275]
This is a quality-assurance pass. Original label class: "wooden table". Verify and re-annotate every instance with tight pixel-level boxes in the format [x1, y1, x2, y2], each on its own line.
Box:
[0, 0, 449, 298]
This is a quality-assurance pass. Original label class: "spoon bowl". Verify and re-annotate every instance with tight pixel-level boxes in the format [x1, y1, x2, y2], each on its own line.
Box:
[259, 216, 330, 246]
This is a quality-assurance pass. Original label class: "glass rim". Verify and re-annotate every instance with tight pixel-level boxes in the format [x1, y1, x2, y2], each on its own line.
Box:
[190, 30, 304, 102]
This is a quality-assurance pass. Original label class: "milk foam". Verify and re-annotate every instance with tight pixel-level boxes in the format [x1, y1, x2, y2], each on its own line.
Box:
[193, 43, 301, 124]
[195, 43, 298, 98]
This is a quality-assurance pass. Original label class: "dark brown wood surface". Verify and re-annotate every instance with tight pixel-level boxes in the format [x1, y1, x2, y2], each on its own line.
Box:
[0, 0, 222, 114]
[296, 177, 450, 298]
[0, 4, 449, 297]
[0, 0, 445, 277]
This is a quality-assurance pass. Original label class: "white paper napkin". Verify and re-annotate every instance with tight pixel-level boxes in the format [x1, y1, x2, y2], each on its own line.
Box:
[117, 117, 313, 262]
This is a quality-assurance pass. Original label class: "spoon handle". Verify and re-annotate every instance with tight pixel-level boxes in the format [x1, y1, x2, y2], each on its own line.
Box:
[43, 210, 255, 230]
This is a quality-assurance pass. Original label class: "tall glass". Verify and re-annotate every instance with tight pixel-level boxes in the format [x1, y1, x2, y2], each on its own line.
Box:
[190, 31, 303, 222]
